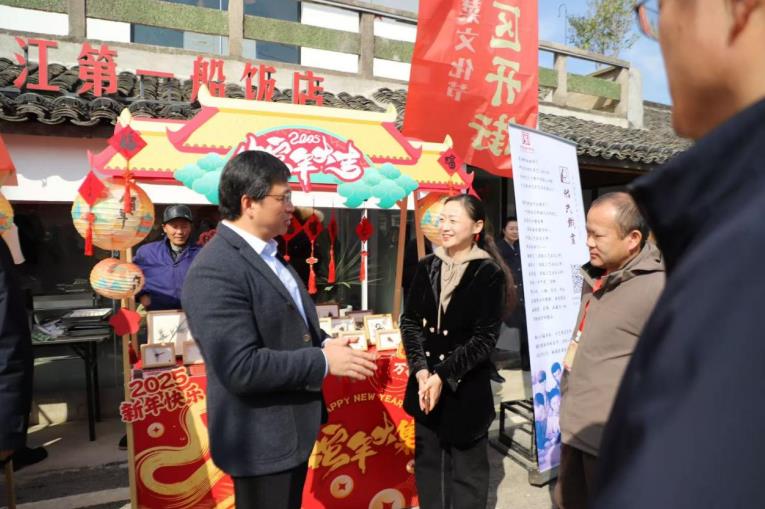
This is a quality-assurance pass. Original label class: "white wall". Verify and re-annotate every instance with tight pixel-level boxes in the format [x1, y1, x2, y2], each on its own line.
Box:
[86, 18, 131, 43]
[0, 6, 68, 36]
[300, 2, 359, 74]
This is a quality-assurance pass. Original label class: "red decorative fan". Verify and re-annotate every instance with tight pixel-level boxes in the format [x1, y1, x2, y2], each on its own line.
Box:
[303, 213, 324, 294]
[327, 211, 338, 284]
[280, 216, 303, 262]
[77, 171, 107, 256]
[355, 215, 373, 282]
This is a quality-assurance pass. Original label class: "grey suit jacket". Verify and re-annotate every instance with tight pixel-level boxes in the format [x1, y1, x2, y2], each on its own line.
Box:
[182, 223, 326, 477]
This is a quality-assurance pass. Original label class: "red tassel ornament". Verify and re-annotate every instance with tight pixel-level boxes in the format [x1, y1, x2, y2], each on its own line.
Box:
[328, 212, 338, 284]
[303, 213, 324, 295]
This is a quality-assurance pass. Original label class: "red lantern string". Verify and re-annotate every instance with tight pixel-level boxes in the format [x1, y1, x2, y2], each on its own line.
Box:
[108, 124, 146, 215]
[85, 212, 95, 256]
[328, 211, 338, 284]
[122, 166, 133, 214]
[303, 213, 324, 295]
[355, 216, 373, 282]
[281, 216, 303, 262]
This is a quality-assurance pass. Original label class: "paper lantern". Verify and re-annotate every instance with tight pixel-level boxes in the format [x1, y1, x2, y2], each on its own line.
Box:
[0, 192, 13, 234]
[72, 177, 155, 252]
[90, 258, 145, 299]
[418, 194, 448, 246]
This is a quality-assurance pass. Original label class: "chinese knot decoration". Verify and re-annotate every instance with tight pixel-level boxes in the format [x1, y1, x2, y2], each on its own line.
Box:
[327, 211, 338, 284]
[107, 124, 147, 214]
[355, 215, 374, 282]
[303, 213, 324, 295]
[280, 216, 304, 262]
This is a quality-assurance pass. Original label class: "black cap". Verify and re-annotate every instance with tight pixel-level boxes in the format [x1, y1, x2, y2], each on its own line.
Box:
[162, 204, 193, 224]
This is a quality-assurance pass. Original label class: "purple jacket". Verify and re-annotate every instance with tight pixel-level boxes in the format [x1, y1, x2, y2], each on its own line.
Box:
[134, 239, 200, 311]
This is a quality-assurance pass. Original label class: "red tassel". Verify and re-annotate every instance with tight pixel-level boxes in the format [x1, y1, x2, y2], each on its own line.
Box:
[308, 265, 317, 294]
[328, 246, 336, 284]
[360, 250, 367, 282]
[123, 175, 132, 214]
[128, 341, 138, 365]
[85, 212, 95, 256]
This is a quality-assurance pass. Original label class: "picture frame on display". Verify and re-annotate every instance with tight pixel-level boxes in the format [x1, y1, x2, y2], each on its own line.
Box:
[346, 310, 373, 327]
[182, 340, 204, 365]
[339, 331, 369, 351]
[315, 304, 340, 318]
[376, 329, 402, 351]
[147, 310, 193, 356]
[141, 343, 176, 369]
[319, 317, 333, 335]
[331, 317, 356, 335]
[363, 314, 394, 345]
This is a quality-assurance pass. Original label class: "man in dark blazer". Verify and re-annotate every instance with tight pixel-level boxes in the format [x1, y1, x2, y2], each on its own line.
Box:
[0, 238, 33, 466]
[182, 150, 377, 509]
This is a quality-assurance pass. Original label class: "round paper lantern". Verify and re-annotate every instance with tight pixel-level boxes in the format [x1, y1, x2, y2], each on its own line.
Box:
[90, 258, 145, 299]
[72, 178, 155, 252]
[418, 194, 448, 246]
[0, 192, 13, 234]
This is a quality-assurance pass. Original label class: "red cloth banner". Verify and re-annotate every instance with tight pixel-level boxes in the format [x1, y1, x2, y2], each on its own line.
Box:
[403, 0, 538, 178]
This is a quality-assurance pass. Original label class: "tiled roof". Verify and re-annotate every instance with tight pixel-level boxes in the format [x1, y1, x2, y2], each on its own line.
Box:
[0, 58, 689, 167]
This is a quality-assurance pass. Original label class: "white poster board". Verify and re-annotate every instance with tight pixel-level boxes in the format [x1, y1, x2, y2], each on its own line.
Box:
[508, 124, 588, 472]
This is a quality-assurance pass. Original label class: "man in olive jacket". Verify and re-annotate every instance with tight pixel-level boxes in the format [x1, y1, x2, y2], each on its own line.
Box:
[555, 193, 664, 509]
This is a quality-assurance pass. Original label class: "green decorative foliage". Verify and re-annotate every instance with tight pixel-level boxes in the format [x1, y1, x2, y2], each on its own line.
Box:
[244, 15, 360, 54]
[337, 163, 417, 209]
[567, 0, 638, 57]
[87, 0, 228, 35]
[0, 0, 65, 12]
[174, 153, 228, 205]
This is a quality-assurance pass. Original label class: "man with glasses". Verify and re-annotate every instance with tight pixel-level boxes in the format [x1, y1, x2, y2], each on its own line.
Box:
[182, 150, 378, 509]
[593, 2, 765, 507]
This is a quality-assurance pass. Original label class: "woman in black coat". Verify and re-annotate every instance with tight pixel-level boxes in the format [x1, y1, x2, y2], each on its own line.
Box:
[401, 194, 514, 508]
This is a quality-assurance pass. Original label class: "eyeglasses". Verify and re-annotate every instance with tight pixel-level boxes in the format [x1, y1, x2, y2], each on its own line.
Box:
[634, 0, 659, 41]
[264, 192, 293, 204]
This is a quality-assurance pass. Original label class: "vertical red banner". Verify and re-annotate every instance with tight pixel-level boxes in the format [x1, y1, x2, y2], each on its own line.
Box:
[403, 0, 539, 178]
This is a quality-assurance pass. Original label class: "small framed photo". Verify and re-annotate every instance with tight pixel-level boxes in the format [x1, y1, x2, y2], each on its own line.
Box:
[331, 317, 356, 335]
[147, 310, 192, 356]
[141, 343, 176, 369]
[339, 331, 369, 351]
[182, 340, 204, 365]
[316, 304, 340, 319]
[376, 329, 402, 351]
[319, 317, 333, 334]
[347, 310, 373, 327]
[363, 314, 394, 345]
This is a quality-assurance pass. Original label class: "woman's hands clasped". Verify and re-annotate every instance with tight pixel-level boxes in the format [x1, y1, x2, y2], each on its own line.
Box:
[416, 369, 443, 414]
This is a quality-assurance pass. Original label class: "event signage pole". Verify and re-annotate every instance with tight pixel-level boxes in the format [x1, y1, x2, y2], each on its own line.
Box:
[508, 123, 588, 473]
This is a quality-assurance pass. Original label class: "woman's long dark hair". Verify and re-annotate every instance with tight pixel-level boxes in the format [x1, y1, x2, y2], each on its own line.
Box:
[443, 194, 517, 317]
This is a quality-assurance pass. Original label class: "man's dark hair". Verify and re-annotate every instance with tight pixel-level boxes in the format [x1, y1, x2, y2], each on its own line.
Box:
[503, 216, 518, 228]
[218, 150, 291, 220]
[591, 192, 649, 248]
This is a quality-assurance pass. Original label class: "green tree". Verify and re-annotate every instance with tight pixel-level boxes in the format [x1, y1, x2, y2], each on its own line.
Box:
[567, 0, 638, 57]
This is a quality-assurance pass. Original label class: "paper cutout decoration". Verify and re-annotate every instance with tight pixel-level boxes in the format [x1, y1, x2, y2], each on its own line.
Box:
[90, 258, 145, 299]
[72, 176, 154, 254]
[418, 194, 448, 247]
[327, 211, 338, 284]
[281, 216, 303, 262]
[0, 192, 13, 234]
[303, 213, 324, 295]
[109, 308, 142, 336]
[108, 124, 147, 213]
[355, 215, 373, 282]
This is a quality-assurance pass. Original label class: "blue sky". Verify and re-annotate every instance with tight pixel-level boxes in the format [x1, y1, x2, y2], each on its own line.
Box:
[539, 0, 671, 105]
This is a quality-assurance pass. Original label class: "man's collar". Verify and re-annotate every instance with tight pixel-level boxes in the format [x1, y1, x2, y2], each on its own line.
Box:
[221, 220, 277, 256]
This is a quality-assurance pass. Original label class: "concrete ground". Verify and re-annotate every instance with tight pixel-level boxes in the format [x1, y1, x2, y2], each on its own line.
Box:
[1, 368, 555, 509]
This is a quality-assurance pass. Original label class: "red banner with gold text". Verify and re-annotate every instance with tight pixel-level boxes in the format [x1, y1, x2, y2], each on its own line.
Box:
[403, 0, 538, 178]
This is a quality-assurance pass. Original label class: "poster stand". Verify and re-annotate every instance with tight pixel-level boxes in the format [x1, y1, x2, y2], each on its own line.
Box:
[490, 398, 557, 487]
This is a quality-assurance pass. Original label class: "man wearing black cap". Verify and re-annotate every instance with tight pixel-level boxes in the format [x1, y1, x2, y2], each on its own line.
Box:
[134, 204, 200, 312]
